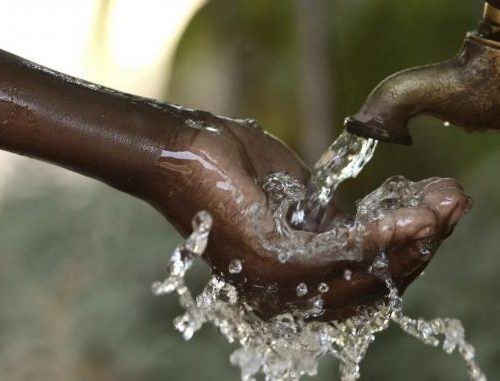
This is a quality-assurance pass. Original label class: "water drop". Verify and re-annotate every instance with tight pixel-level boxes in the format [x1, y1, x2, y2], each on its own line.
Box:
[229, 259, 243, 274]
[418, 241, 432, 257]
[185, 118, 223, 135]
[420, 247, 432, 257]
[192, 210, 213, 233]
[244, 118, 260, 129]
[151, 281, 170, 296]
[372, 252, 388, 269]
[278, 252, 290, 264]
[290, 209, 305, 226]
[296, 283, 308, 297]
[460, 342, 475, 360]
[313, 297, 324, 309]
[318, 283, 329, 293]
[344, 269, 353, 281]
[409, 195, 421, 207]
[305, 297, 325, 318]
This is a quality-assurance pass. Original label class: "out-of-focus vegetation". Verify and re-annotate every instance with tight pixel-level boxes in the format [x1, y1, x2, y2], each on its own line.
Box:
[0, 0, 499, 380]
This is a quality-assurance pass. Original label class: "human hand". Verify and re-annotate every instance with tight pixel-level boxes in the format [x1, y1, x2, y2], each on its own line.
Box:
[150, 114, 470, 320]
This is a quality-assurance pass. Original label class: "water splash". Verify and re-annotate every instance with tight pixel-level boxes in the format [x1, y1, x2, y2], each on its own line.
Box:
[255, 173, 429, 266]
[153, 210, 486, 381]
[255, 171, 360, 264]
[369, 252, 486, 381]
[229, 259, 243, 274]
[153, 131, 485, 380]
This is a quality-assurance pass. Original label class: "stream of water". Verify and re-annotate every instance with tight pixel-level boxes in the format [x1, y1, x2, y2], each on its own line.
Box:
[298, 130, 378, 225]
[152, 131, 486, 381]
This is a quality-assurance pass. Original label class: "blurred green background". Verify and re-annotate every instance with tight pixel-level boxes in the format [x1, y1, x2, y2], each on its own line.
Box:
[0, 0, 499, 380]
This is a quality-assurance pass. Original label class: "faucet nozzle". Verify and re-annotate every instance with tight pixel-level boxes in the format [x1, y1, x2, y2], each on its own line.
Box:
[347, 2, 500, 145]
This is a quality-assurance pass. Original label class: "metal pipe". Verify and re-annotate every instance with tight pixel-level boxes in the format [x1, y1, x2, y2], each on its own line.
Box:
[346, 2, 500, 144]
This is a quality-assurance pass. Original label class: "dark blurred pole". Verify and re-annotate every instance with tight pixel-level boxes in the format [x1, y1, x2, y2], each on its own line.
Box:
[295, 0, 334, 166]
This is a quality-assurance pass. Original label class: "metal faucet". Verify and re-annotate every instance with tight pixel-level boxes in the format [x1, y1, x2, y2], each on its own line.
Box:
[345, 1, 500, 145]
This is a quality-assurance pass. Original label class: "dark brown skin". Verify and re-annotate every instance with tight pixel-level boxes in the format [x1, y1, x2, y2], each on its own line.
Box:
[0, 48, 470, 321]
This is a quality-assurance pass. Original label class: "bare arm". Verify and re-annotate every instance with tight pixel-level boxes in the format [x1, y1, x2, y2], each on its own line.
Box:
[0, 48, 199, 202]
[0, 48, 470, 321]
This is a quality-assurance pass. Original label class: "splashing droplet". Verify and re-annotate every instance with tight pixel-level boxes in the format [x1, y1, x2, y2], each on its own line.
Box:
[185, 118, 223, 135]
[278, 252, 290, 264]
[418, 240, 433, 257]
[296, 283, 308, 297]
[344, 269, 353, 281]
[318, 283, 329, 293]
[229, 259, 243, 274]
[372, 252, 389, 270]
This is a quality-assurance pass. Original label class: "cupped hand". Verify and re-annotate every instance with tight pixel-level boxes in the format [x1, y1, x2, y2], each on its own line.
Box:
[151, 112, 470, 320]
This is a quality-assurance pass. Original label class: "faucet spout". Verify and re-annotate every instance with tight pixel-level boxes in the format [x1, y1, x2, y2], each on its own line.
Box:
[346, 5, 500, 145]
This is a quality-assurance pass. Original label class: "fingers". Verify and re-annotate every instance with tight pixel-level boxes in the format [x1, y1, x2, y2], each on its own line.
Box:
[362, 177, 470, 252]
[420, 178, 470, 233]
[373, 207, 436, 248]
[231, 176, 470, 322]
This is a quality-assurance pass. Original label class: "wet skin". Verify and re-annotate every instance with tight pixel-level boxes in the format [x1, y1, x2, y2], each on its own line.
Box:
[0, 48, 470, 321]
[158, 118, 470, 320]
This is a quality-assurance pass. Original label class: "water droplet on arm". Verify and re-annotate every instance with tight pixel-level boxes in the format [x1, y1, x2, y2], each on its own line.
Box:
[372, 252, 389, 270]
[296, 283, 308, 297]
[417, 240, 433, 257]
[318, 283, 329, 293]
[229, 259, 243, 274]
[344, 269, 353, 281]
[185, 118, 223, 135]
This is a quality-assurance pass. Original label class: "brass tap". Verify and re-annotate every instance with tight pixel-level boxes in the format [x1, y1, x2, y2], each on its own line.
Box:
[345, 1, 500, 145]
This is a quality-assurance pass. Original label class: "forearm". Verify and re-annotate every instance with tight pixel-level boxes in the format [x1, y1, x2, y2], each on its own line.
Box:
[0, 48, 194, 200]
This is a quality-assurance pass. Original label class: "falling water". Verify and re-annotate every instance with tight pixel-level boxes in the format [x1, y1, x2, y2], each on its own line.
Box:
[153, 130, 486, 381]
[153, 210, 485, 381]
[298, 130, 377, 225]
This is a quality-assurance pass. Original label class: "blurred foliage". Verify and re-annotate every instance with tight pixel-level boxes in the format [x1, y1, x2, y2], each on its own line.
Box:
[1, 0, 500, 380]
